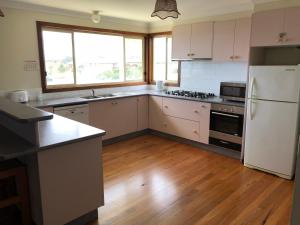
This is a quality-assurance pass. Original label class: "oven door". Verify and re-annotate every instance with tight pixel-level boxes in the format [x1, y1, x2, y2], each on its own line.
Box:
[210, 111, 244, 137]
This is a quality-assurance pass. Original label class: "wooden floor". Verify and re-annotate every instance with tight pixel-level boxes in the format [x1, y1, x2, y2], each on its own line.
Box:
[89, 134, 294, 225]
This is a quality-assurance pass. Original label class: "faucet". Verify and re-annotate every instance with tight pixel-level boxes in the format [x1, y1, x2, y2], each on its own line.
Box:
[91, 89, 95, 97]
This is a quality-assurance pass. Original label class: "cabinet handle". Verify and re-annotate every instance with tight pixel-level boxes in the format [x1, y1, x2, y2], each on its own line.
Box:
[230, 56, 234, 60]
[234, 56, 240, 59]
[190, 53, 195, 56]
[201, 105, 206, 108]
[193, 130, 198, 134]
[194, 110, 199, 113]
[187, 53, 191, 57]
[164, 105, 168, 108]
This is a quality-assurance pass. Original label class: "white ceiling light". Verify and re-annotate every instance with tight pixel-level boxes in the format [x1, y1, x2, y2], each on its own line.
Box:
[91, 10, 101, 23]
[151, 0, 181, 20]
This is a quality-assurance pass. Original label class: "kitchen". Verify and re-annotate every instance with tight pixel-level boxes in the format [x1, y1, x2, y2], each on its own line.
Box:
[0, 0, 299, 224]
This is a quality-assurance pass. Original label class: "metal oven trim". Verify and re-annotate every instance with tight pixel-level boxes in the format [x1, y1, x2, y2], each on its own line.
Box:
[209, 130, 242, 144]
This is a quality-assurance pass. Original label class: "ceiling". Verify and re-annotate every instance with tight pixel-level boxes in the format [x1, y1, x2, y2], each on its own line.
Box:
[3, 0, 280, 23]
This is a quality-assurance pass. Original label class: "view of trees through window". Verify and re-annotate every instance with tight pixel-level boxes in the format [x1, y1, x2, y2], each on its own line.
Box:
[42, 30, 144, 87]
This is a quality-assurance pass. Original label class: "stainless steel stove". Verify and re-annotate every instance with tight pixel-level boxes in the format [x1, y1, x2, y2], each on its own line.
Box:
[165, 90, 215, 99]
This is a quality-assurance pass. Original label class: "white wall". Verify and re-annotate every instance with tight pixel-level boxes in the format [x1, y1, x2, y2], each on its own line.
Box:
[0, 7, 148, 92]
[179, 61, 248, 95]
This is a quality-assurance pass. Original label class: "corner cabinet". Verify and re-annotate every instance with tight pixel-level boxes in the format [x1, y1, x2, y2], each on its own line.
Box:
[251, 7, 300, 47]
[172, 22, 213, 60]
[213, 18, 251, 62]
[89, 97, 138, 140]
[137, 96, 149, 131]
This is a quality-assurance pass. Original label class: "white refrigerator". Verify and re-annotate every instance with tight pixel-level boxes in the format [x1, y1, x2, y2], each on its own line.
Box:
[244, 65, 300, 179]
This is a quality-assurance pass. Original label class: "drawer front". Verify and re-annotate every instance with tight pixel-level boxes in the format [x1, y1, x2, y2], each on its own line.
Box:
[149, 96, 164, 131]
[163, 116, 200, 142]
[163, 97, 201, 121]
[199, 103, 211, 144]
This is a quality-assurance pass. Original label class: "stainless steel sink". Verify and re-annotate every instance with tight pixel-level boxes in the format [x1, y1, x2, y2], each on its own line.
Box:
[97, 94, 116, 98]
[81, 96, 103, 100]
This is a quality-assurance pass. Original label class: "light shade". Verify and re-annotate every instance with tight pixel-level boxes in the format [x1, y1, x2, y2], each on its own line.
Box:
[0, 9, 4, 17]
[91, 10, 101, 23]
[151, 0, 180, 20]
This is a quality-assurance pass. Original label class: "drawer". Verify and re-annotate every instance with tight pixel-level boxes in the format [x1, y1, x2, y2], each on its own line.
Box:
[163, 115, 200, 142]
[163, 97, 201, 121]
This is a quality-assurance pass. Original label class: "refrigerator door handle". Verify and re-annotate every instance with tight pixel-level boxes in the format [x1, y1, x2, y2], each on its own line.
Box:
[249, 77, 255, 120]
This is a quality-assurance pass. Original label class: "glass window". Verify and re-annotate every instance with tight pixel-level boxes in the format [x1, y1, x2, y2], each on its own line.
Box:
[153, 36, 178, 83]
[41, 27, 145, 89]
[74, 32, 124, 84]
[42, 31, 75, 85]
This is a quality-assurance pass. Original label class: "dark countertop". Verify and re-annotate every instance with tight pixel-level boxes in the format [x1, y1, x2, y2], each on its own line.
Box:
[0, 115, 106, 161]
[0, 97, 53, 123]
[29, 90, 245, 108]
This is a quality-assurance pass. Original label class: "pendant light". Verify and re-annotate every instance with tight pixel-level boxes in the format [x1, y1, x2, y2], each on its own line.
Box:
[151, 0, 181, 20]
[0, 9, 4, 17]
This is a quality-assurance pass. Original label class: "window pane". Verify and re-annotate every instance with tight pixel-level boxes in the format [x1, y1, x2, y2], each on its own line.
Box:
[167, 38, 178, 81]
[125, 38, 143, 81]
[153, 37, 166, 81]
[74, 32, 124, 84]
[43, 31, 75, 85]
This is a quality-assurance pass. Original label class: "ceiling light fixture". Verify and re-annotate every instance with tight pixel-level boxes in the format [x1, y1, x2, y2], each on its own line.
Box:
[0, 9, 4, 17]
[91, 10, 101, 23]
[151, 0, 181, 20]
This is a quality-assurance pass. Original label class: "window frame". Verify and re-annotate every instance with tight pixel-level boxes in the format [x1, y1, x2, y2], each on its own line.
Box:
[149, 32, 181, 87]
[37, 21, 149, 93]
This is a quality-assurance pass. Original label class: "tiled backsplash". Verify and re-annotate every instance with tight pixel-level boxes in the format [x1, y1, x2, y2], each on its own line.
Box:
[180, 61, 248, 95]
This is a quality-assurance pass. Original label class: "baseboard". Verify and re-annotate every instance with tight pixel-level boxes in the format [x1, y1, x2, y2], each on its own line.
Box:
[103, 129, 241, 160]
[149, 130, 241, 160]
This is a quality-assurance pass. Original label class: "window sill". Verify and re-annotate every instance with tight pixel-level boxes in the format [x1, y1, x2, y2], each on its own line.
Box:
[43, 81, 148, 93]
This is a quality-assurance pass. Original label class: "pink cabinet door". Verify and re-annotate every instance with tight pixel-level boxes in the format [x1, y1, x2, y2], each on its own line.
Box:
[89, 98, 138, 140]
[251, 9, 285, 47]
[137, 96, 149, 131]
[149, 96, 164, 131]
[163, 116, 200, 142]
[162, 97, 201, 121]
[284, 7, 300, 45]
[213, 20, 235, 61]
[234, 18, 251, 62]
[172, 24, 191, 60]
[199, 103, 211, 144]
[190, 22, 213, 59]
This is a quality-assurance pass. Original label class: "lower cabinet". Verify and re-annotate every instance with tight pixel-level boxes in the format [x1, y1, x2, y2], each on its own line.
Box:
[149, 96, 211, 144]
[137, 96, 149, 131]
[89, 97, 138, 140]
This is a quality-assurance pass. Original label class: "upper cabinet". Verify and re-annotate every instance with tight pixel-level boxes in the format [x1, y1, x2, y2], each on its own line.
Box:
[172, 22, 213, 60]
[251, 7, 300, 47]
[213, 18, 251, 62]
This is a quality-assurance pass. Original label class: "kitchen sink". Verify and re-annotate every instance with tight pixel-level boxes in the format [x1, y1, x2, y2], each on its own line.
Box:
[81, 96, 103, 100]
[97, 94, 117, 97]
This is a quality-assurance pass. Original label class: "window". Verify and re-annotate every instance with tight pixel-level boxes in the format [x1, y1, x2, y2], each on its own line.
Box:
[38, 22, 146, 92]
[152, 35, 179, 85]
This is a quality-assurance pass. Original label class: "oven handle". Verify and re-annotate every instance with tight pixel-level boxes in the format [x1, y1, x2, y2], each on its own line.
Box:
[211, 112, 240, 118]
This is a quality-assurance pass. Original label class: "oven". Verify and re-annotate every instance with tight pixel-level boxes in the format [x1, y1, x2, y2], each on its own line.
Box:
[209, 104, 244, 151]
[220, 82, 246, 102]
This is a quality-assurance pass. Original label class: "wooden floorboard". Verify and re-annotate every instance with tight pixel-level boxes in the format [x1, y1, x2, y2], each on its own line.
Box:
[89, 134, 294, 225]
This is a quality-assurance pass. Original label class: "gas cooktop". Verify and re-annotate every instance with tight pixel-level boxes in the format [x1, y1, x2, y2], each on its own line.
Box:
[165, 90, 215, 99]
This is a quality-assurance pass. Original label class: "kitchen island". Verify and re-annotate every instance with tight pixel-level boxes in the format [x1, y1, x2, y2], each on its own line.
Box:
[0, 97, 106, 225]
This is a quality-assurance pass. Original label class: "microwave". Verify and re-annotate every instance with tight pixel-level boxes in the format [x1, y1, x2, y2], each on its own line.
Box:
[220, 82, 246, 102]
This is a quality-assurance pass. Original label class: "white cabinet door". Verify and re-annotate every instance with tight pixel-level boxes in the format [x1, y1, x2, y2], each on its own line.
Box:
[233, 18, 251, 62]
[190, 22, 213, 59]
[137, 96, 149, 131]
[244, 99, 298, 177]
[172, 24, 191, 60]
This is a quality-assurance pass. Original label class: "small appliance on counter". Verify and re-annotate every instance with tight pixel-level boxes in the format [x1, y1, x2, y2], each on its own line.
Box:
[220, 82, 246, 102]
[156, 80, 165, 91]
[7, 90, 29, 103]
